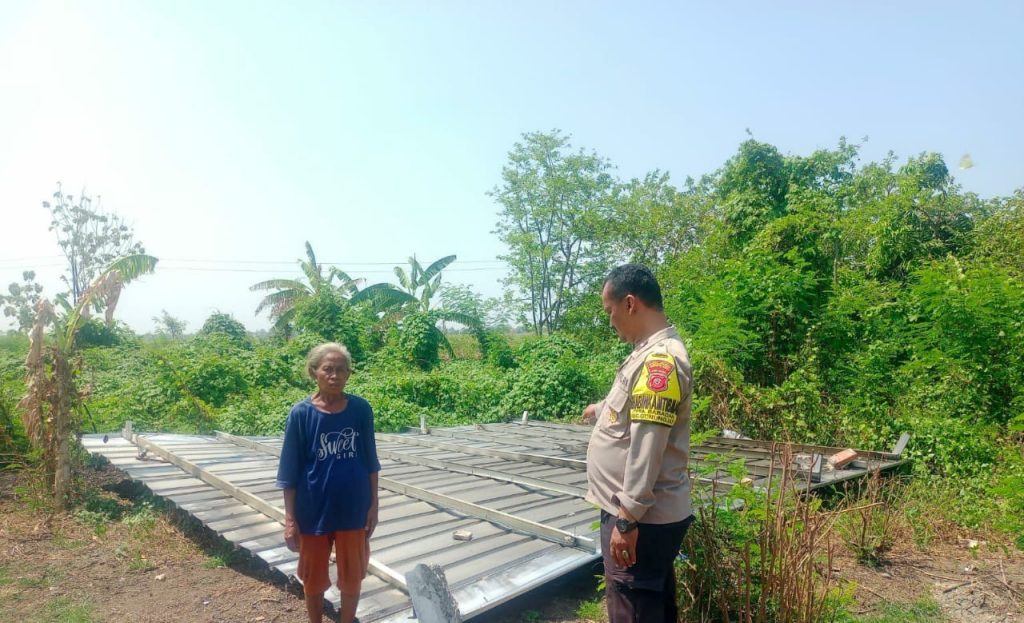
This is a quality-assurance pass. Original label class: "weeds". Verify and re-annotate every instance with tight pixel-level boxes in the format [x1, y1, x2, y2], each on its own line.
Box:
[73, 509, 111, 536]
[127, 551, 154, 572]
[835, 471, 903, 566]
[204, 542, 245, 569]
[837, 597, 946, 623]
[121, 501, 157, 539]
[575, 598, 605, 622]
[52, 528, 87, 550]
[16, 566, 64, 589]
[678, 444, 844, 623]
[42, 595, 96, 622]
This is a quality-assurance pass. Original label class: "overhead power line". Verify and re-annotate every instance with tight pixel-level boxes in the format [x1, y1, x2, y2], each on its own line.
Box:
[160, 258, 504, 266]
[0, 264, 506, 274]
[154, 265, 506, 274]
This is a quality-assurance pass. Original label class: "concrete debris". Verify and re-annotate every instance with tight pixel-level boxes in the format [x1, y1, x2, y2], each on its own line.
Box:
[407, 564, 461, 623]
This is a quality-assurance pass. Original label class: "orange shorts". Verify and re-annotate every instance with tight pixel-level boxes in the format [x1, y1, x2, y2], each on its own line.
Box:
[297, 529, 369, 595]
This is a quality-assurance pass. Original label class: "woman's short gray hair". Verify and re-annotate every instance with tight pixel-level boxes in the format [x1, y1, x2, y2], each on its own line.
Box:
[306, 342, 353, 379]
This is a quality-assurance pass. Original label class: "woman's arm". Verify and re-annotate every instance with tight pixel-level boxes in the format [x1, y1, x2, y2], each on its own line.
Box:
[366, 472, 379, 536]
[283, 487, 299, 552]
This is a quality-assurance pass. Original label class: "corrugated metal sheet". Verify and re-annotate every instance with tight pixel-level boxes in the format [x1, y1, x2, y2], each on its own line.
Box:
[81, 422, 905, 621]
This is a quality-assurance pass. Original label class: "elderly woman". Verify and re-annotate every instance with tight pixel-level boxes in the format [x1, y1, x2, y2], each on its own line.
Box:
[276, 342, 380, 623]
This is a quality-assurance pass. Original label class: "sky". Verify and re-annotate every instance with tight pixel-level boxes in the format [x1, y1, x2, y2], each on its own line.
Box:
[1, 1, 1022, 333]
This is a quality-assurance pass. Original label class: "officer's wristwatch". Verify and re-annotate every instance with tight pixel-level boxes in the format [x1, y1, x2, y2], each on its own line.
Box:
[615, 517, 638, 534]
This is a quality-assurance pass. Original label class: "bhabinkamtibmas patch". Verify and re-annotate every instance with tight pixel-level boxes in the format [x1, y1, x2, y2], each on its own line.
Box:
[630, 352, 681, 426]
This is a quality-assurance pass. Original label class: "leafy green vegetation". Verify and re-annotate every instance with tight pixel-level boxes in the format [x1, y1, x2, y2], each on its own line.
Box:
[2, 134, 1022, 621]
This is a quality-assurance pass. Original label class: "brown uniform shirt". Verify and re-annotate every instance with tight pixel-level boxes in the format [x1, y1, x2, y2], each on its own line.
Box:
[585, 326, 693, 524]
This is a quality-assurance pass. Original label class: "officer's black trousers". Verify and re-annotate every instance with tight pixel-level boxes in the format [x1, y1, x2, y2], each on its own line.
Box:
[600, 511, 694, 623]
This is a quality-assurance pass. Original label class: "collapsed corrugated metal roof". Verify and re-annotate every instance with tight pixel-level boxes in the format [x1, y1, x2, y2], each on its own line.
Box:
[81, 421, 906, 621]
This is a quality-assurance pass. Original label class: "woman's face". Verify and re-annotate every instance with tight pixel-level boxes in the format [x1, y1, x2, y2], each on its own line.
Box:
[313, 351, 351, 395]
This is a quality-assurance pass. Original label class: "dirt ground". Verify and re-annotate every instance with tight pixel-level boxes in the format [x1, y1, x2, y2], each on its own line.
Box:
[1, 462, 1021, 623]
[833, 540, 1024, 623]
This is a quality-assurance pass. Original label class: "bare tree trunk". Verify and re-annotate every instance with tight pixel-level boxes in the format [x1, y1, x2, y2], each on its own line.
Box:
[54, 432, 71, 511]
[51, 354, 73, 511]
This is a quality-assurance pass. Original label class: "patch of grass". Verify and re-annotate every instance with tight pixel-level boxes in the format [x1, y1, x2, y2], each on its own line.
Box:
[52, 529, 87, 550]
[16, 566, 64, 589]
[446, 333, 481, 360]
[79, 490, 123, 519]
[203, 555, 227, 569]
[17, 576, 45, 589]
[0, 564, 13, 586]
[842, 597, 946, 623]
[41, 596, 96, 622]
[203, 543, 245, 569]
[73, 509, 111, 537]
[521, 609, 541, 622]
[122, 501, 157, 539]
[575, 598, 604, 621]
[127, 551, 154, 572]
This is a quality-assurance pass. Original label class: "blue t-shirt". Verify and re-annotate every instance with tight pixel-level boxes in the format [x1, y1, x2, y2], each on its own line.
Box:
[275, 395, 381, 534]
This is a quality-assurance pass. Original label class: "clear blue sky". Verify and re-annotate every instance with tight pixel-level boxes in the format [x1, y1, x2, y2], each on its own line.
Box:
[1, 1, 1021, 332]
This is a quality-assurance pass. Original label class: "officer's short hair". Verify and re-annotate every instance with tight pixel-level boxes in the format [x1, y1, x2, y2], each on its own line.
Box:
[604, 264, 664, 311]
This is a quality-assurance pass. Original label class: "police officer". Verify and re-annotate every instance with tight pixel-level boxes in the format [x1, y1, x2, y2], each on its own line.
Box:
[583, 264, 694, 623]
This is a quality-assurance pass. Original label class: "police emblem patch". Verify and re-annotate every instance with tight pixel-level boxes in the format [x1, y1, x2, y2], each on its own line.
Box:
[645, 359, 674, 392]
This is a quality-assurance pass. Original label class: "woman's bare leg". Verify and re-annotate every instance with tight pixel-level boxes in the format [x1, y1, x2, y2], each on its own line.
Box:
[305, 590, 325, 622]
[339, 592, 360, 623]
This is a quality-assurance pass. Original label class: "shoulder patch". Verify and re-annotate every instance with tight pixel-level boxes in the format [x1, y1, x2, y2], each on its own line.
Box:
[630, 352, 681, 426]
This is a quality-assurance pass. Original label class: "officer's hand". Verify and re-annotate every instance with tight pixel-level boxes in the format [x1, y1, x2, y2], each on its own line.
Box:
[609, 525, 639, 568]
[581, 403, 598, 425]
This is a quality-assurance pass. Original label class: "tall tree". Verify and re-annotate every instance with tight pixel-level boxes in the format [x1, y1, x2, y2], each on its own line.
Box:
[604, 171, 714, 268]
[44, 184, 146, 305]
[152, 309, 188, 339]
[490, 130, 616, 335]
[20, 254, 158, 509]
[0, 271, 45, 332]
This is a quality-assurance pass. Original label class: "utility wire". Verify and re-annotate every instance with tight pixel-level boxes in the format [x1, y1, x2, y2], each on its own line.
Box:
[0, 255, 503, 265]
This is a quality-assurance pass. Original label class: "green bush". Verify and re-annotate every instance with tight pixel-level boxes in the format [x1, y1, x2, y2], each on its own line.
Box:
[292, 289, 367, 362]
[0, 339, 28, 453]
[481, 331, 516, 369]
[349, 356, 509, 429]
[216, 386, 308, 435]
[198, 312, 250, 345]
[74, 319, 135, 348]
[395, 311, 445, 371]
[499, 356, 597, 421]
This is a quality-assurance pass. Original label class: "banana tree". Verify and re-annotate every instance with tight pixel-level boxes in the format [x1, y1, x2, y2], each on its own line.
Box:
[350, 254, 457, 319]
[19, 254, 158, 510]
[250, 241, 362, 333]
[393, 254, 457, 312]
